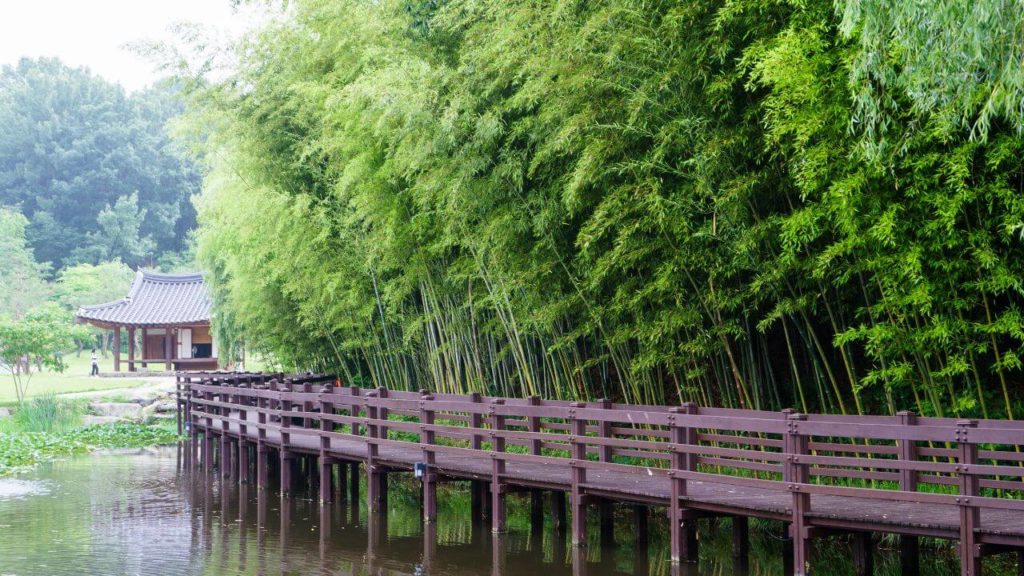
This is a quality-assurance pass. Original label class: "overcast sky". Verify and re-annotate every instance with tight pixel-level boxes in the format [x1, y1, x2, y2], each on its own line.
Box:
[0, 1, 266, 92]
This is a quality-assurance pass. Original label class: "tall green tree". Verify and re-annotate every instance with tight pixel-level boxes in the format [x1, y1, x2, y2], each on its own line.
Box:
[0, 58, 200, 268]
[0, 208, 50, 319]
[182, 0, 1024, 419]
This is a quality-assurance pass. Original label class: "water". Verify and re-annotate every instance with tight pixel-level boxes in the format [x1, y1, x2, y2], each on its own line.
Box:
[0, 447, 1007, 575]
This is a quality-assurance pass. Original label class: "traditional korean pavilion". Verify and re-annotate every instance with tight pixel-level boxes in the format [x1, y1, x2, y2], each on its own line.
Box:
[75, 271, 218, 372]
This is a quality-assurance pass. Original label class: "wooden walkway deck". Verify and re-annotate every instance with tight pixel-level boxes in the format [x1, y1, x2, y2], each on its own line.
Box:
[178, 372, 1024, 576]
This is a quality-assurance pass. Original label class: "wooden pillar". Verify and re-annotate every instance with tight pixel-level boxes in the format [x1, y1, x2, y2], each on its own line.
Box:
[127, 327, 136, 372]
[786, 412, 811, 576]
[669, 403, 699, 564]
[320, 386, 334, 503]
[490, 398, 507, 533]
[164, 327, 173, 371]
[279, 387, 293, 494]
[596, 398, 615, 548]
[852, 532, 873, 576]
[530, 490, 544, 536]
[140, 328, 147, 368]
[238, 440, 249, 483]
[113, 326, 121, 372]
[366, 390, 387, 513]
[634, 505, 649, 545]
[552, 490, 567, 533]
[349, 461, 359, 503]
[957, 419, 981, 576]
[732, 516, 749, 561]
[897, 411, 920, 576]
[421, 390, 437, 523]
[569, 401, 588, 547]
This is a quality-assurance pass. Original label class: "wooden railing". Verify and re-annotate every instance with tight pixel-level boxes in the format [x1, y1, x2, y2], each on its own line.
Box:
[178, 372, 1024, 576]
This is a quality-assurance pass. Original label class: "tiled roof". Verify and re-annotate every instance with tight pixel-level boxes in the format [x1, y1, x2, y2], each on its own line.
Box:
[76, 271, 212, 327]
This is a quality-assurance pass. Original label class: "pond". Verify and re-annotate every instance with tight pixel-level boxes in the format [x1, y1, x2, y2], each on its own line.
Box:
[0, 447, 1004, 575]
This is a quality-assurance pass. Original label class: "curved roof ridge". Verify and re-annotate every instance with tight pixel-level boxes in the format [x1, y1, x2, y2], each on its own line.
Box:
[75, 270, 212, 327]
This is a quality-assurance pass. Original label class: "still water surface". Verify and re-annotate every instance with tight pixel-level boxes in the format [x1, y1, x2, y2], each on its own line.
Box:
[0, 447, 1000, 575]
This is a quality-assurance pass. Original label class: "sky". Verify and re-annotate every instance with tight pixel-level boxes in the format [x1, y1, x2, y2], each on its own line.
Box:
[0, 0, 267, 92]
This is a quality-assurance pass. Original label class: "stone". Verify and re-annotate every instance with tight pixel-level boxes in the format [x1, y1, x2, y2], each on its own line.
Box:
[0, 407, 10, 418]
[82, 415, 124, 426]
[89, 402, 143, 420]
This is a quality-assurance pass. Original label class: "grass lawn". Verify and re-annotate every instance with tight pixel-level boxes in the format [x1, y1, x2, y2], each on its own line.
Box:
[0, 353, 155, 405]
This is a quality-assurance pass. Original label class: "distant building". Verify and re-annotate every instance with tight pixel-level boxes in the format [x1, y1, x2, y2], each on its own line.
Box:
[75, 271, 218, 372]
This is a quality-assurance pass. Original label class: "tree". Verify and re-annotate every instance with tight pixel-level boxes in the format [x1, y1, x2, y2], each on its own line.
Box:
[0, 304, 86, 404]
[53, 260, 135, 357]
[0, 207, 50, 319]
[0, 58, 200, 268]
[79, 193, 157, 266]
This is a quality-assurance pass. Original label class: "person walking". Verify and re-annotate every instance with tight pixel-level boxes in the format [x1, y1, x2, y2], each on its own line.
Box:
[90, 349, 100, 376]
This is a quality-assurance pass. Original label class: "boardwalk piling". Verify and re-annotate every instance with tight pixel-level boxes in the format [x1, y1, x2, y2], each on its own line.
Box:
[732, 516, 748, 561]
[569, 401, 588, 547]
[490, 398, 507, 533]
[786, 412, 812, 576]
[420, 390, 437, 523]
[669, 403, 699, 564]
[319, 386, 334, 503]
[852, 532, 874, 576]
[957, 419, 982, 576]
[898, 411, 921, 576]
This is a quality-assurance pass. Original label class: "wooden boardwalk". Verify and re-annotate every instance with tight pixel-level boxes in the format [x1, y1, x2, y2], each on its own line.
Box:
[178, 372, 1024, 576]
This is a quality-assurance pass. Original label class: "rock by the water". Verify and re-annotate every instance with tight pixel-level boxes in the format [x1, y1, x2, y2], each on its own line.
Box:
[82, 415, 124, 426]
[0, 407, 10, 418]
[89, 402, 143, 420]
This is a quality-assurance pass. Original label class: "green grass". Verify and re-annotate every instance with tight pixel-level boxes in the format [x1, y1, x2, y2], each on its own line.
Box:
[0, 353, 156, 405]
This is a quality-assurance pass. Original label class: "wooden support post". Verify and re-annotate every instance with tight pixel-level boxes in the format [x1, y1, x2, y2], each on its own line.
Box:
[634, 505, 649, 546]
[490, 398, 507, 533]
[127, 327, 136, 372]
[349, 461, 359, 504]
[366, 390, 387, 513]
[569, 401, 588, 547]
[852, 532, 873, 576]
[279, 386, 293, 494]
[530, 490, 544, 536]
[420, 390, 437, 523]
[320, 386, 334, 503]
[113, 327, 121, 372]
[256, 387, 269, 490]
[471, 480, 485, 520]
[337, 461, 348, 501]
[238, 440, 249, 484]
[957, 419, 982, 576]
[786, 412, 811, 576]
[597, 398, 615, 548]
[164, 327, 173, 371]
[669, 403, 698, 564]
[897, 411, 920, 576]
[732, 516, 749, 561]
[140, 328, 147, 368]
[552, 490, 567, 534]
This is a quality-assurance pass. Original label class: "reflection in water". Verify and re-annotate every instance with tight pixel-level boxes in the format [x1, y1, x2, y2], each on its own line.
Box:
[0, 445, 1000, 575]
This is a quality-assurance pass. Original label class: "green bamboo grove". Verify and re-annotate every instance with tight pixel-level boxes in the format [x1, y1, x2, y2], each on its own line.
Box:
[186, 0, 1024, 418]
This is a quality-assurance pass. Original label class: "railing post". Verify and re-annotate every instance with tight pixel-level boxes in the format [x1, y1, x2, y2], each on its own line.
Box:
[256, 382, 270, 490]
[786, 412, 811, 576]
[348, 386, 361, 503]
[469, 391, 486, 520]
[527, 395, 544, 535]
[237, 381, 249, 483]
[897, 410, 920, 576]
[490, 399, 507, 533]
[597, 398, 615, 547]
[279, 385, 293, 494]
[669, 403, 698, 564]
[956, 419, 981, 576]
[366, 390, 387, 513]
[569, 401, 588, 547]
[319, 385, 334, 503]
[420, 390, 437, 523]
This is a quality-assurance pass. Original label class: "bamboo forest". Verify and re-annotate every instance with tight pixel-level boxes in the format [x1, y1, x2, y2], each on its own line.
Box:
[190, 0, 1024, 418]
